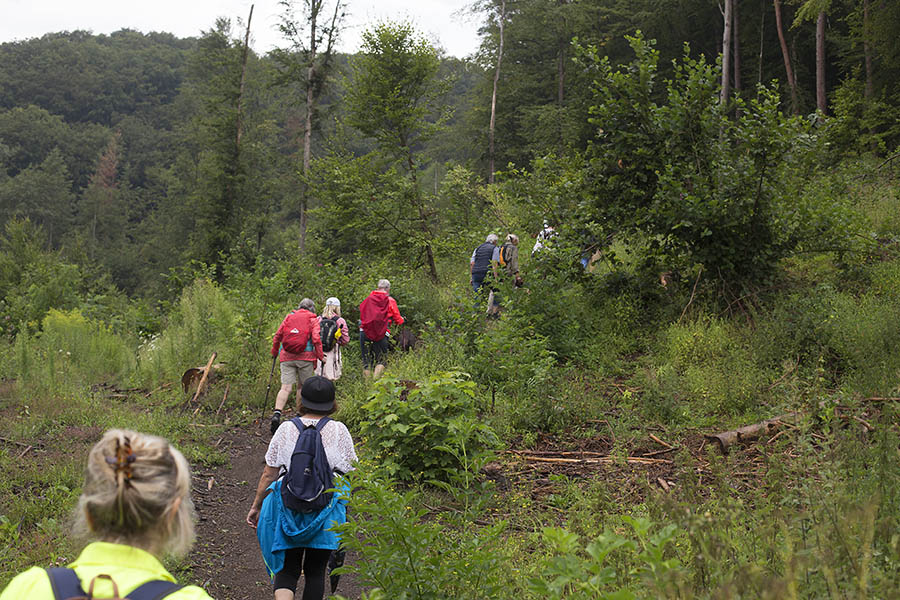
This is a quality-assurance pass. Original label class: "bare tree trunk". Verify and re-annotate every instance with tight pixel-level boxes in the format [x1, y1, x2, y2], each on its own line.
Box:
[733, 0, 742, 95]
[773, 0, 799, 113]
[488, 0, 506, 185]
[300, 2, 319, 254]
[720, 0, 733, 105]
[405, 149, 439, 283]
[236, 4, 254, 148]
[816, 10, 827, 115]
[757, 0, 765, 87]
[863, 0, 873, 99]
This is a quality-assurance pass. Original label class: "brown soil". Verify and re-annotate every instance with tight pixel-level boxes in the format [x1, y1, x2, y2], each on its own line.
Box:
[188, 422, 365, 600]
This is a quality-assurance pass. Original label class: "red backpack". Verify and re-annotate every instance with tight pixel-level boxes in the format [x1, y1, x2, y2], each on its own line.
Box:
[359, 292, 390, 341]
[281, 311, 313, 353]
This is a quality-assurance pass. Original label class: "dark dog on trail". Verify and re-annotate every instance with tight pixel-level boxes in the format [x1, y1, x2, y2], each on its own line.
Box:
[397, 327, 417, 351]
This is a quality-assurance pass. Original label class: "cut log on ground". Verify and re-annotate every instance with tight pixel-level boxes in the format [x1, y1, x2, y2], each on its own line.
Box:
[705, 412, 798, 453]
[182, 353, 217, 411]
[181, 360, 224, 394]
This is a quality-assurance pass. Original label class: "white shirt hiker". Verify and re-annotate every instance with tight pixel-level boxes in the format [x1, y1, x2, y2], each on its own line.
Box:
[266, 417, 357, 474]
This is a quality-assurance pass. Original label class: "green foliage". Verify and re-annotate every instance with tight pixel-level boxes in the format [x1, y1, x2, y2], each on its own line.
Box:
[334, 468, 510, 600]
[306, 154, 416, 261]
[136, 278, 241, 386]
[645, 318, 772, 418]
[346, 21, 448, 160]
[14, 309, 135, 394]
[529, 517, 685, 599]
[359, 372, 498, 482]
[577, 34, 862, 286]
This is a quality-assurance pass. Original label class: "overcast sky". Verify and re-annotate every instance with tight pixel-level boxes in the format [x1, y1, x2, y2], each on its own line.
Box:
[0, 0, 484, 58]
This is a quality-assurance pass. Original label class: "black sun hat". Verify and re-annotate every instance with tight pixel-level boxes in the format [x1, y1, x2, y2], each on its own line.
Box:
[300, 376, 336, 412]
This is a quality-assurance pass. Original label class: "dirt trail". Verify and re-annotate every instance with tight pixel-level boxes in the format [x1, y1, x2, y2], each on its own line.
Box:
[189, 424, 363, 600]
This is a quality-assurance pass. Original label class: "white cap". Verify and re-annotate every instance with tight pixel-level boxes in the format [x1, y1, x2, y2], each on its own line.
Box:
[325, 297, 341, 307]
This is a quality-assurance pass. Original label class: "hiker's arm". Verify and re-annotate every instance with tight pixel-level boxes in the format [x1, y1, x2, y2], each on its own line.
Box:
[388, 298, 404, 326]
[310, 315, 324, 360]
[271, 323, 283, 356]
[246, 465, 280, 528]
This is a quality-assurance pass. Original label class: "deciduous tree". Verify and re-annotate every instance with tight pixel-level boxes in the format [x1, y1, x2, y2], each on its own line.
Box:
[346, 21, 449, 282]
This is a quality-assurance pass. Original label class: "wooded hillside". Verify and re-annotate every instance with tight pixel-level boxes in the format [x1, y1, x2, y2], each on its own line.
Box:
[1, 2, 899, 598]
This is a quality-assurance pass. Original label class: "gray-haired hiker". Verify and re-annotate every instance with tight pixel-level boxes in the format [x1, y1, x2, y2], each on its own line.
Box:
[270, 298, 324, 434]
[359, 279, 404, 379]
[0, 429, 213, 600]
[471, 234, 502, 315]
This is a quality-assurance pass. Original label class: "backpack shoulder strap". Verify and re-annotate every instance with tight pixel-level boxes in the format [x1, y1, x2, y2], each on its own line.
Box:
[127, 579, 184, 600]
[314, 416, 331, 432]
[289, 417, 305, 432]
[46, 567, 85, 600]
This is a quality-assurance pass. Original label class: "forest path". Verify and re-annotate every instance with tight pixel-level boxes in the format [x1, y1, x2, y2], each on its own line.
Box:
[189, 423, 364, 600]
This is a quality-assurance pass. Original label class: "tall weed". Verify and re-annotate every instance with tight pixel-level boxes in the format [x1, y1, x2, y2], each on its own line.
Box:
[14, 309, 134, 394]
[136, 279, 240, 386]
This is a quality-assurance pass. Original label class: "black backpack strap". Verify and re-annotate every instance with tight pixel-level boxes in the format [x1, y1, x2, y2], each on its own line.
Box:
[127, 579, 184, 600]
[314, 416, 331, 432]
[46, 567, 85, 600]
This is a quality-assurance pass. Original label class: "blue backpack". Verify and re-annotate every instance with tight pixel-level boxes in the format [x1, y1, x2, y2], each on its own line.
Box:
[45, 568, 181, 599]
[281, 417, 334, 513]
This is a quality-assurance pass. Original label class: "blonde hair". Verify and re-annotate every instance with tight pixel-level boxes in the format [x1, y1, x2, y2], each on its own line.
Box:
[322, 304, 341, 319]
[74, 429, 196, 557]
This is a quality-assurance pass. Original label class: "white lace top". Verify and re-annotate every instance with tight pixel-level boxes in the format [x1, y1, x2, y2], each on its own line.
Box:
[266, 417, 358, 474]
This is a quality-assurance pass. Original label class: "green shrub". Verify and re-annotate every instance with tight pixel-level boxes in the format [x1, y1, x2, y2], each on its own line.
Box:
[359, 371, 498, 482]
[335, 468, 510, 600]
[528, 517, 686, 599]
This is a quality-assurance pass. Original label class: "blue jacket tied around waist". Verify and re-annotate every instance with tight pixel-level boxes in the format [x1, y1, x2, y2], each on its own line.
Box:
[256, 477, 349, 578]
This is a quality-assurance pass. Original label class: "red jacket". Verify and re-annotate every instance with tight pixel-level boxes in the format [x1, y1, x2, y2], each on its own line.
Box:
[271, 309, 324, 363]
[359, 290, 404, 341]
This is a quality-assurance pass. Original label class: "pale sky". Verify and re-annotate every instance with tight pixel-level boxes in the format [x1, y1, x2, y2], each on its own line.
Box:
[0, 0, 483, 58]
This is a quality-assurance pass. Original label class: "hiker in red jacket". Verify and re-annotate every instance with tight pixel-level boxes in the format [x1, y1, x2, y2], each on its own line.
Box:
[269, 298, 324, 434]
[359, 279, 404, 379]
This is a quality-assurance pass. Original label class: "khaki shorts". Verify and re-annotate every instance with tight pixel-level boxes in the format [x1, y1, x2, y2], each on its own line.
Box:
[280, 360, 316, 387]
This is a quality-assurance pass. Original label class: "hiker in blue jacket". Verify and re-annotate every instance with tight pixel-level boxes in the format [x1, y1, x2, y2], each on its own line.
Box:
[247, 376, 358, 600]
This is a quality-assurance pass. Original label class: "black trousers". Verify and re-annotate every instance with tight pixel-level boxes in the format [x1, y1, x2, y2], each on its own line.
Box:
[273, 547, 331, 599]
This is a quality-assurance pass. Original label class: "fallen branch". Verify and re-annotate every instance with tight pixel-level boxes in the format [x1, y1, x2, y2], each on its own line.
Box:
[642, 447, 677, 458]
[852, 415, 875, 432]
[705, 413, 798, 453]
[183, 352, 217, 411]
[508, 450, 618, 459]
[216, 384, 230, 416]
[517, 455, 673, 466]
[649, 434, 673, 448]
[144, 382, 172, 398]
[0, 436, 31, 448]
[656, 477, 671, 492]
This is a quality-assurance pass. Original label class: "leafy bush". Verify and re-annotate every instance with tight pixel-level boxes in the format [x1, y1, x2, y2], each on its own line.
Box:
[359, 371, 498, 482]
[529, 518, 685, 599]
[335, 468, 509, 600]
[574, 33, 862, 286]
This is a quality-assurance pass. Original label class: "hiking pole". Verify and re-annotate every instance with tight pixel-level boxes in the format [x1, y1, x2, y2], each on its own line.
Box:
[259, 355, 277, 425]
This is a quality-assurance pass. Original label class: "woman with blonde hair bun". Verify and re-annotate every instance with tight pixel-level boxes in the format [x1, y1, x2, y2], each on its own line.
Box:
[0, 429, 213, 600]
